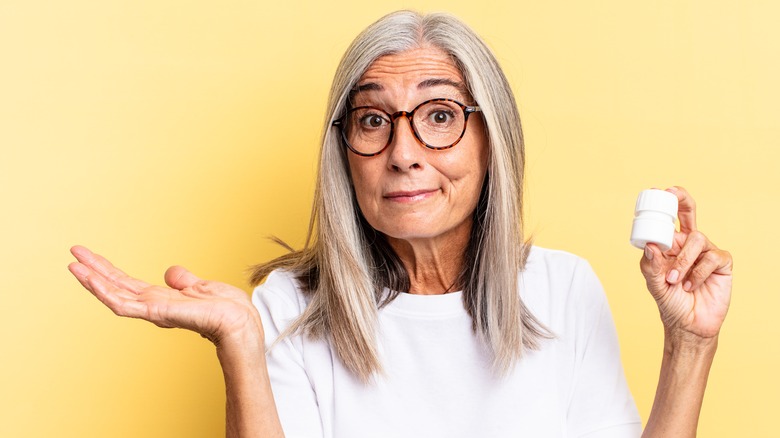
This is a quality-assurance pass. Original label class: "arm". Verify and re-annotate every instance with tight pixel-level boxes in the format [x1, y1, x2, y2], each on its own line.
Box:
[638, 187, 733, 437]
[68, 246, 285, 437]
[219, 327, 284, 438]
[643, 333, 717, 437]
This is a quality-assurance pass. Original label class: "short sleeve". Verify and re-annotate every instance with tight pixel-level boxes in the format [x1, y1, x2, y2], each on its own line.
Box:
[252, 271, 324, 438]
[566, 260, 643, 437]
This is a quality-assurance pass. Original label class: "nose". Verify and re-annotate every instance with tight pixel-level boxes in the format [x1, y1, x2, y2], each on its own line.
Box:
[386, 114, 424, 172]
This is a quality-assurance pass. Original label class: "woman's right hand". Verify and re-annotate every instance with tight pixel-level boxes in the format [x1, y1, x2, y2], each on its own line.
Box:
[68, 245, 264, 349]
[70, 245, 285, 437]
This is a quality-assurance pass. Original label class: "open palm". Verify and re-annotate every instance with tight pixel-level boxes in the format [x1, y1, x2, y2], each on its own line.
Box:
[68, 246, 264, 345]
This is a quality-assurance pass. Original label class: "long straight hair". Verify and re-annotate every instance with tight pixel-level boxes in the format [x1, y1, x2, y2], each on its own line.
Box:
[251, 10, 550, 383]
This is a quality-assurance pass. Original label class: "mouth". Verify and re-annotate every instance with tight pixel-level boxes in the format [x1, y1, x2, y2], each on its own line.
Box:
[383, 188, 439, 203]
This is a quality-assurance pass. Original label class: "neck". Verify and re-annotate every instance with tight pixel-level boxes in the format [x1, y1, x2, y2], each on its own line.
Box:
[386, 218, 471, 295]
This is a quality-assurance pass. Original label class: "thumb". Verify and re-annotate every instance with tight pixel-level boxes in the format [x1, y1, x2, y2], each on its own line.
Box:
[639, 243, 669, 297]
[164, 265, 202, 290]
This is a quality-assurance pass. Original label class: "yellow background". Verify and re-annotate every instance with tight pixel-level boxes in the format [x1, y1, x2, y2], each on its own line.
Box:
[1, 1, 777, 436]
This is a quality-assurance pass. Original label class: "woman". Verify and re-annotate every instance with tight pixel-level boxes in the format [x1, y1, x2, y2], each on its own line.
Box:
[68, 10, 732, 438]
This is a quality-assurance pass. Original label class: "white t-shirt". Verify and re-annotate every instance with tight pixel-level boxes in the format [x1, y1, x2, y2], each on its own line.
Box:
[252, 246, 642, 437]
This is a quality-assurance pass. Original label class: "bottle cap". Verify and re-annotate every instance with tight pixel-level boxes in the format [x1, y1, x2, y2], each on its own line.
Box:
[630, 189, 678, 251]
[635, 189, 678, 217]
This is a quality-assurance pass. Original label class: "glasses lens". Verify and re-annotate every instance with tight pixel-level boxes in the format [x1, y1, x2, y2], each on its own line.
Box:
[412, 100, 466, 148]
[345, 108, 391, 155]
[342, 100, 468, 154]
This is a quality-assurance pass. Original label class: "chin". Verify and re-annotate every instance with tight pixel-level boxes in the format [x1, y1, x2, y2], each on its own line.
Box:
[374, 220, 439, 241]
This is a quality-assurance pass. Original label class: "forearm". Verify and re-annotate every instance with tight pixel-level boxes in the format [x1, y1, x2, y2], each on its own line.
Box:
[642, 331, 718, 438]
[217, 325, 285, 438]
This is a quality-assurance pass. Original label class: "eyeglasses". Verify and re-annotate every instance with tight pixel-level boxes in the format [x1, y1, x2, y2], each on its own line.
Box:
[332, 98, 482, 157]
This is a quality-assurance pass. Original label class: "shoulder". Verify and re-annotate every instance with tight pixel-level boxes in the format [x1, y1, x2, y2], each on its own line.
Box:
[524, 245, 597, 281]
[521, 246, 608, 323]
[251, 269, 308, 320]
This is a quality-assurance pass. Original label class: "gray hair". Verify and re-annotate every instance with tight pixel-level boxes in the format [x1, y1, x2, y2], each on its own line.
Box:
[251, 10, 550, 382]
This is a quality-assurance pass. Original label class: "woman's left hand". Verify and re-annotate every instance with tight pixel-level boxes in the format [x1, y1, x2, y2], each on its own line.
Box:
[639, 186, 733, 342]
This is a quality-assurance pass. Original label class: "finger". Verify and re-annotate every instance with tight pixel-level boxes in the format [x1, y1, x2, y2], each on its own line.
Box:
[665, 231, 689, 256]
[639, 243, 671, 296]
[72, 260, 182, 328]
[666, 230, 715, 286]
[69, 262, 96, 292]
[664, 229, 698, 257]
[70, 262, 138, 307]
[82, 268, 150, 318]
[164, 265, 202, 290]
[666, 186, 697, 233]
[684, 249, 733, 292]
[70, 246, 150, 293]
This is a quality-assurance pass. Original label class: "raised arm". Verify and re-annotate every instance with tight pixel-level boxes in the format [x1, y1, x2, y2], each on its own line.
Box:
[68, 246, 284, 438]
[638, 187, 733, 437]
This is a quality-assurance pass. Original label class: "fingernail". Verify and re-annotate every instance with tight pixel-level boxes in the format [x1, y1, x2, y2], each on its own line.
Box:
[683, 281, 692, 291]
[644, 246, 653, 260]
[667, 269, 679, 283]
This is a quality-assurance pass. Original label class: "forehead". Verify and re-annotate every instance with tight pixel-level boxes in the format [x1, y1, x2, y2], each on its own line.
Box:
[354, 46, 468, 100]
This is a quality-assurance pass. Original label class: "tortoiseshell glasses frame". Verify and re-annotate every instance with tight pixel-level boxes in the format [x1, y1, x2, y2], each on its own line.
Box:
[331, 98, 482, 157]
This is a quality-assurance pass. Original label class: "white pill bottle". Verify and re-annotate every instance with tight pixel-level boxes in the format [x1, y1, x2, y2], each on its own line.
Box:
[630, 189, 679, 252]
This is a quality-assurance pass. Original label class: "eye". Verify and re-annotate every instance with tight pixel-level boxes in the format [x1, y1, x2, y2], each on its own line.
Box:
[425, 108, 456, 126]
[431, 111, 452, 124]
[359, 113, 389, 129]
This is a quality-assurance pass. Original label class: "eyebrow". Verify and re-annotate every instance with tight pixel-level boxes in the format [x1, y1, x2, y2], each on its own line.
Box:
[349, 78, 469, 99]
[352, 82, 383, 94]
[417, 78, 469, 96]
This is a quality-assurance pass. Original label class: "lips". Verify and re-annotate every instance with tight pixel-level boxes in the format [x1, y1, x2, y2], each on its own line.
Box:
[383, 188, 439, 203]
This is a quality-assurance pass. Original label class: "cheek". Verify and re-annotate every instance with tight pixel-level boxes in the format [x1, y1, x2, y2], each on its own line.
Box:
[347, 156, 381, 213]
[438, 142, 489, 199]
[469, 118, 490, 175]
